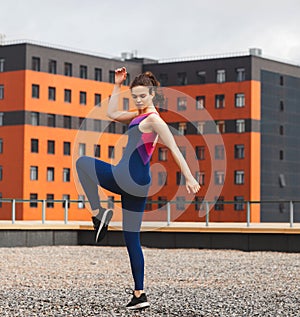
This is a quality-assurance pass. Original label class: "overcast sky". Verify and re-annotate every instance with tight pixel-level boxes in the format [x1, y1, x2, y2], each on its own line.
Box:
[0, 0, 300, 63]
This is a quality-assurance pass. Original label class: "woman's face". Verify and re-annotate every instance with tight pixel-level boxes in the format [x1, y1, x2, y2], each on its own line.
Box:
[131, 86, 154, 110]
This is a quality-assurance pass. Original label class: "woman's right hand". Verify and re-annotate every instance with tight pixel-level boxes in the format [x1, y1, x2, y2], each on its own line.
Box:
[115, 67, 127, 86]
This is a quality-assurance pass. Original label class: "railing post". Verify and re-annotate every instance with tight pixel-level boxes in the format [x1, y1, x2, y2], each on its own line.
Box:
[64, 200, 68, 224]
[289, 201, 294, 228]
[11, 199, 16, 224]
[42, 200, 46, 224]
[246, 201, 251, 227]
[166, 202, 171, 226]
[205, 201, 209, 226]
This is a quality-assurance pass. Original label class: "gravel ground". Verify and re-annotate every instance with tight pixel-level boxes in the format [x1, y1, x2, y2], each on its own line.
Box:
[0, 246, 299, 317]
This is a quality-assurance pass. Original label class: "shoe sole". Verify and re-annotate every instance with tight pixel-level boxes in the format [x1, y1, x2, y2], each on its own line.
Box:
[95, 209, 113, 243]
[126, 302, 150, 310]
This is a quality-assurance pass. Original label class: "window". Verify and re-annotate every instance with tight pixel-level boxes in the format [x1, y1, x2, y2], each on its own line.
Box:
[94, 120, 102, 132]
[195, 146, 205, 160]
[177, 72, 187, 85]
[235, 144, 244, 159]
[196, 71, 206, 84]
[124, 73, 130, 86]
[280, 125, 284, 135]
[176, 196, 185, 210]
[216, 121, 225, 133]
[178, 122, 187, 135]
[109, 71, 115, 83]
[62, 194, 70, 209]
[32, 84, 40, 98]
[79, 117, 87, 130]
[47, 114, 56, 127]
[235, 93, 245, 107]
[63, 142, 71, 155]
[46, 194, 54, 208]
[234, 196, 244, 211]
[177, 97, 187, 111]
[145, 197, 153, 211]
[47, 140, 55, 154]
[108, 196, 115, 209]
[108, 146, 115, 159]
[158, 148, 168, 161]
[158, 97, 168, 112]
[95, 68, 102, 81]
[280, 75, 284, 86]
[80, 91, 87, 105]
[215, 145, 224, 160]
[235, 170, 244, 184]
[64, 62, 72, 76]
[123, 98, 129, 110]
[195, 171, 205, 186]
[195, 196, 205, 211]
[158, 196, 167, 210]
[158, 171, 167, 186]
[236, 68, 245, 82]
[0, 59, 4, 72]
[280, 100, 284, 111]
[215, 94, 225, 108]
[159, 73, 168, 86]
[63, 168, 71, 182]
[236, 119, 245, 133]
[176, 172, 186, 185]
[196, 96, 205, 110]
[32, 57, 40, 71]
[196, 122, 205, 135]
[0, 113, 3, 126]
[214, 171, 225, 185]
[78, 195, 85, 209]
[93, 144, 101, 158]
[0, 85, 4, 99]
[0, 166, 2, 181]
[64, 89, 72, 103]
[63, 116, 71, 129]
[47, 167, 55, 181]
[80, 65, 88, 79]
[48, 87, 56, 101]
[31, 112, 39, 126]
[31, 139, 39, 153]
[108, 122, 116, 133]
[214, 196, 224, 211]
[95, 93, 101, 106]
[279, 174, 286, 188]
[48, 60, 57, 74]
[0, 139, 3, 153]
[280, 150, 284, 160]
[79, 143, 86, 156]
[30, 193, 38, 208]
[216, 69, 226, 83]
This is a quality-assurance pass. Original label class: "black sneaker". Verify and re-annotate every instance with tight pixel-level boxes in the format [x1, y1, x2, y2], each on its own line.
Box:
[92, 208, 113, 243]
[125, 289, 150, 310]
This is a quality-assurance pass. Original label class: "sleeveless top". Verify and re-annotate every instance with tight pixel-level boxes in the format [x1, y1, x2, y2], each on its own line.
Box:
[128, 112, 159, 165]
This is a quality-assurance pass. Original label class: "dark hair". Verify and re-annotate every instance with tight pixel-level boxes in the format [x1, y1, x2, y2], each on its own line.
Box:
[130, 71, 164, 105]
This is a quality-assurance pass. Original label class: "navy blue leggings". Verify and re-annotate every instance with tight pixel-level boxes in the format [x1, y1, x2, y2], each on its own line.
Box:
[76, 156, 147, 290]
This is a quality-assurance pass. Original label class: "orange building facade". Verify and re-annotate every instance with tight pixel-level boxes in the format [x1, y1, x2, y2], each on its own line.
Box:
[1, 43, 300, 223]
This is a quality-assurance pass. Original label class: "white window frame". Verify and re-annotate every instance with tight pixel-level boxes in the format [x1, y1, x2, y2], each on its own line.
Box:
[235, 170, 244, 184]
[236, 119, 245, 133]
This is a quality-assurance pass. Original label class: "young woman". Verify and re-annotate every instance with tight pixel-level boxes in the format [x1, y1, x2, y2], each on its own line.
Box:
[76, 67, 200, 310]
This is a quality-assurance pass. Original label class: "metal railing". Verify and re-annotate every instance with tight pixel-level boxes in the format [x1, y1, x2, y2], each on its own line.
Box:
[0, 198, 299, 228]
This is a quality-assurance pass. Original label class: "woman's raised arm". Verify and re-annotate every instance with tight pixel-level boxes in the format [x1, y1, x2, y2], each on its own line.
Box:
[107, 67, 138, 122]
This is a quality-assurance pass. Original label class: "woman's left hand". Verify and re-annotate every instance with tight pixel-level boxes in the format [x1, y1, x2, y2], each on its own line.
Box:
[186, 177, 201, 194]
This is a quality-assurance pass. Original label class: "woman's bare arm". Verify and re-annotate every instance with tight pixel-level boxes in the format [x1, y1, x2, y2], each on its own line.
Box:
[149, 115, 201, 194]
[107, 67, 138, 123]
